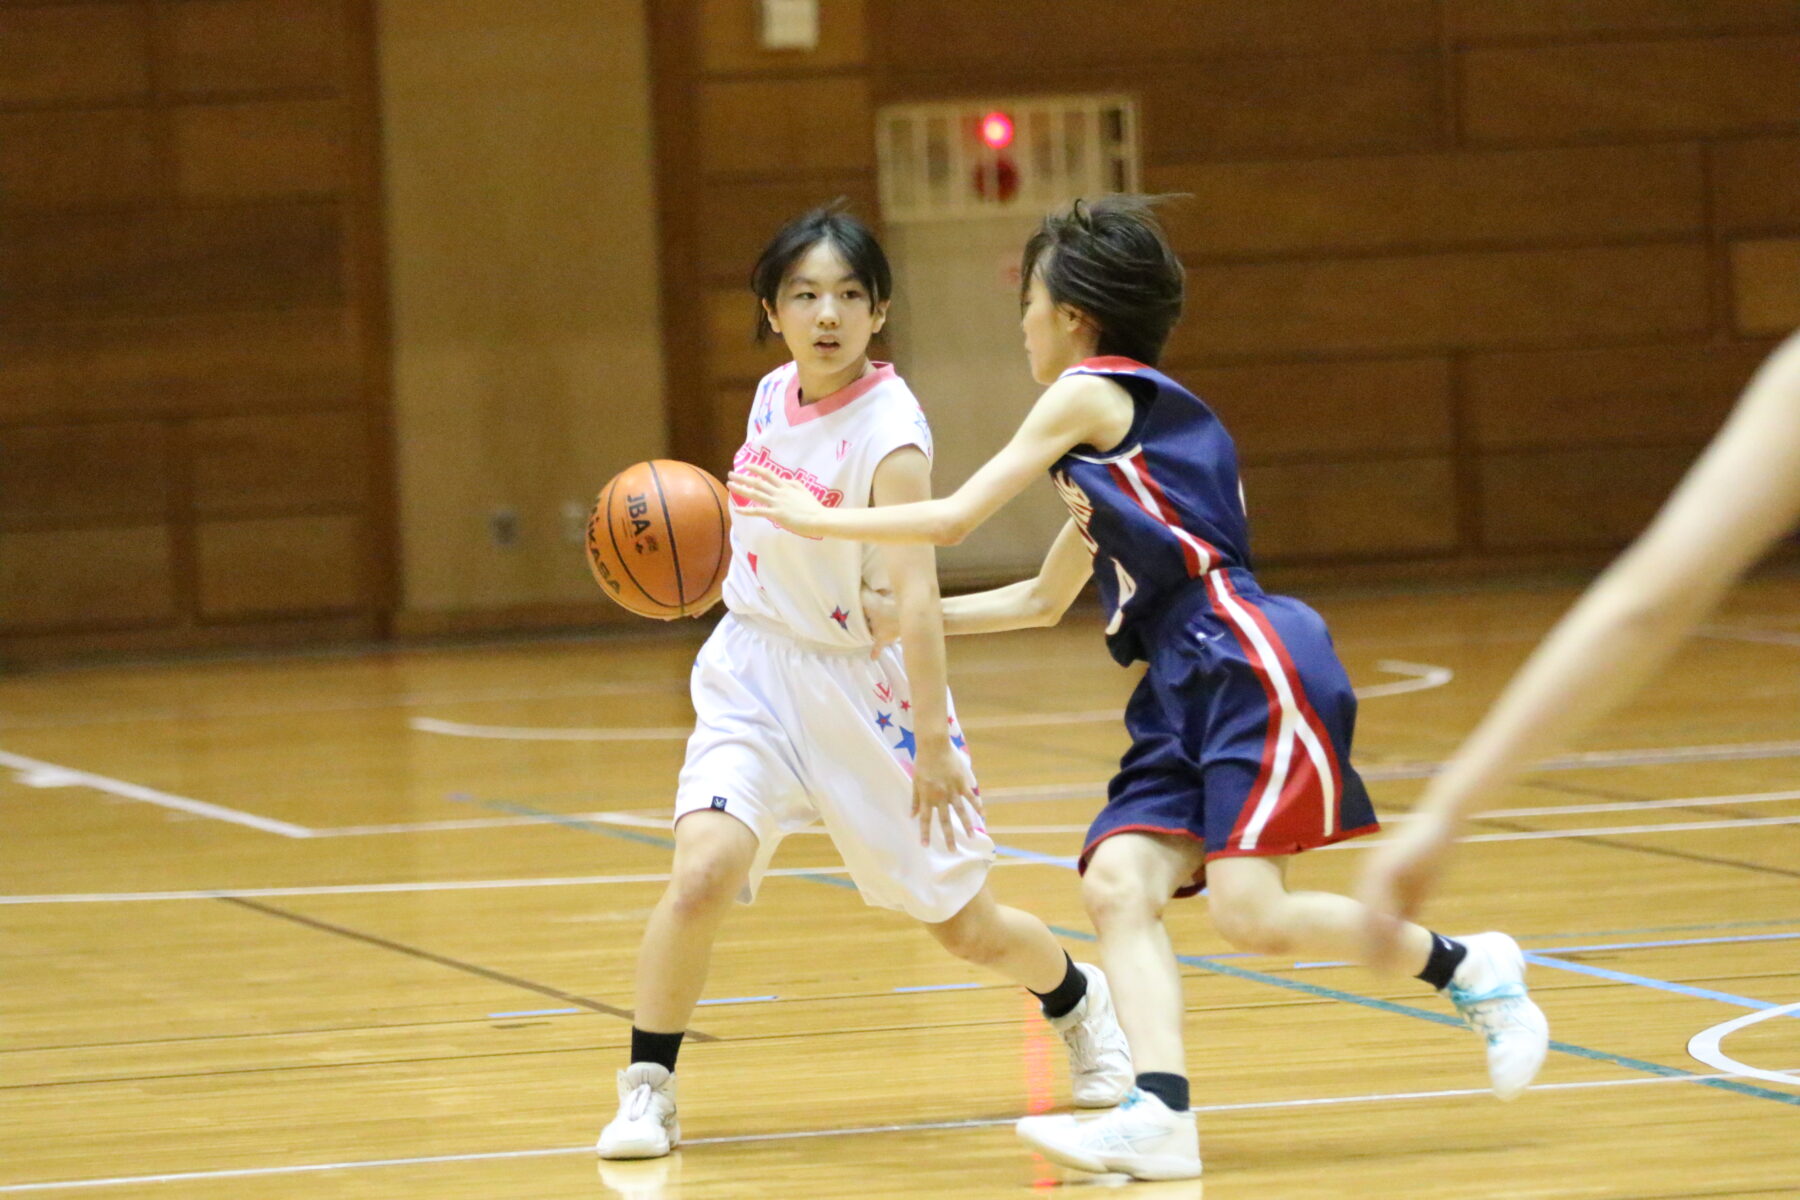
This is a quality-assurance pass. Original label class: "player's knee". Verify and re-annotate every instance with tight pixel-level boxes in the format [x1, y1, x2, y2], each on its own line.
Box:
[1081, 861, 1164, 930]
[926, 909, 1004, 966]
[1209, 895, 1291, 956]
[663, 852, 745, 917]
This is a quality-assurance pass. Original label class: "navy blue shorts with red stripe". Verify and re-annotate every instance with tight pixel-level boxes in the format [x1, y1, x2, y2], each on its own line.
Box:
[1079, 570, 1380, 897]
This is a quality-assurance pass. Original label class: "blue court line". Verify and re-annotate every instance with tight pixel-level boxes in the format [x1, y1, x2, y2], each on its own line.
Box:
[892, 982, 984, 994]
[1522, 953, 1797, 1015]
[1521, 917, 1800, 941]
[487, 1007, 583, 1019]
[696, 995, 779, 1006]
[456, 813, 1800, 1107]
[1281, 930, 1800, 973]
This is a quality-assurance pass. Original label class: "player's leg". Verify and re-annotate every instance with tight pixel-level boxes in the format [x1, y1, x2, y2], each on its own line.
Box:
[924, 882, 1132, 1107]
[599, 809, 758, 1160]
[1206, 854, 1547, 1099]
[1013, 830, 1204, 1181]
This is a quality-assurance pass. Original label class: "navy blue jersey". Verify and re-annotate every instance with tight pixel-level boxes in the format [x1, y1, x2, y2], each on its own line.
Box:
[1050, 357, 1254, 665]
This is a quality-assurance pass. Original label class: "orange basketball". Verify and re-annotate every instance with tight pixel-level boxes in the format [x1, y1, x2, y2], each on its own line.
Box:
[586, 460, 730, 620]
[586, 460, 734, 618]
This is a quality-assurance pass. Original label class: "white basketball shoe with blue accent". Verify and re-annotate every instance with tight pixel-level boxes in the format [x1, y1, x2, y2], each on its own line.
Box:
[1446, 932, 1549, 1100]
[1049, 963, 1134, 1107]
[1016, 1086, 1202, 1180]
[597, 1063, 679, 1159]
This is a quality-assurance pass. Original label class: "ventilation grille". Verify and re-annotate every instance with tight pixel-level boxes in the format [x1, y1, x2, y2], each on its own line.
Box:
[876, 95, 1139, 223]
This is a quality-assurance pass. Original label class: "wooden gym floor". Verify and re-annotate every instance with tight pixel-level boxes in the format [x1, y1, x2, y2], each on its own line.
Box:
[2, 573, 1796, 1199]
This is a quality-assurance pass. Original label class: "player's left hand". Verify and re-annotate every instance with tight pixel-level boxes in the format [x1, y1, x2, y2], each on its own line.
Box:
[912, 740, 982, 850]
[728, 464, 830, 537]
[1356, 808, 1457, 972]
[859, 583, 899, 656]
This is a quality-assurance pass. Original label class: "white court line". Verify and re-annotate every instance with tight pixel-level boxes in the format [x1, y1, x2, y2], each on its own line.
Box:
[302, 786, 1800, 840]
[1360, 737, 1800, 782]
[0, 749, 311, 839]
[3, 810, 1793, 905]
[405, 662, 1456, 742]
[1699, 625, 1800, 648]
[0, 1068, 1783, 1194]
[1688, 1002, 1800, 1087]
[0, 860, 1037, 906]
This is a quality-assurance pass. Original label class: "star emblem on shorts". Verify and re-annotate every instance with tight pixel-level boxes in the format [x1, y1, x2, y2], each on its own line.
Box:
[951, 732, 966, 750]
[899, 699, 911, 712]
[875, 711, 892, 729]
[829, 606, 850, 629]
[893, 726, 916, 758]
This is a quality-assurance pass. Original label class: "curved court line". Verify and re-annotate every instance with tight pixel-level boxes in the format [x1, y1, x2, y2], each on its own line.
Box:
[1352, 659, 1454, 699]
[403, 662, 1453, 743]
[1687, 1002, 1800, 1087]
[0, 749, 311, 839]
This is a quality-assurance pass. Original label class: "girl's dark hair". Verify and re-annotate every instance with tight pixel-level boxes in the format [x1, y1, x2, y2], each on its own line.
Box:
[1020, 195, 1185, 366]
[750, 201, 892, 343]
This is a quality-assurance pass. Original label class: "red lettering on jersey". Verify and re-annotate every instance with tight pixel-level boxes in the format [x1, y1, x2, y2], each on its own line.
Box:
[1052, 470, 1100, 552]
[731, 443, 847, 509]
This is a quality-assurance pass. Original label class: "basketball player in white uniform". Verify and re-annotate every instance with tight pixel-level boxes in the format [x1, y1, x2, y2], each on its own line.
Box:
[598, 205, 1131, 1160]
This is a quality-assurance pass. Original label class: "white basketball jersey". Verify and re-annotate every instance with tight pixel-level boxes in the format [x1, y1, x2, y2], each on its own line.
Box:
[724, 361, 934, 647]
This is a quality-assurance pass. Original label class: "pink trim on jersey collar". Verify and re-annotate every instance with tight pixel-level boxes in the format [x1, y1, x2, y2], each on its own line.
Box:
[784, 362, 895, 425]
[1066, 356, 1150, 375]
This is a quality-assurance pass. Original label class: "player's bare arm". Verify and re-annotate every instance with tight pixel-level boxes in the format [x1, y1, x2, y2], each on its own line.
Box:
[730, 373, 1133, 545]
[1359, 329, 1800, 958]
[870, 444, 981, 847]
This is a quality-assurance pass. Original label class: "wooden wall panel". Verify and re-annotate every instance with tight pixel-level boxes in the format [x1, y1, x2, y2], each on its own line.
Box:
[0, 527, 175, 630]
[1467, 341, 1769, 450]
[173, 100, 349, 199]
[707, 288, 787, 384]
[1730, 238, 1800, 334]
[190, 410, 368, 515]
[699, 77, 873, 176]
[1151, 144, 1703, 259]
[0, 109, 161, 212]
[1713, 138, 1800, 233]
[1175, 244, 1712, 360]
[700, 0, 866, 73]
[1447, 1, 1800, 42]
[1243, 459, 1459, 559]
[165, 0, 348, 96]
[197, 514, 364, 616]
[0, 4, 150, 106]
[0, 423, 170, 529]
[696, 177, 879, 283]
[1479, 447, 1699, 548]
[1178, 358, 1454, 462]
[876, 0, 1437, 65]
[0, 309, 359, 422]
[1463, 36, 1800, 143]
[0, 204, 345, 321]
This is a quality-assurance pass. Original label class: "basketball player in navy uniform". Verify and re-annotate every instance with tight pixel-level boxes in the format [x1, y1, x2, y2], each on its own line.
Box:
[732, 196, 1550, 1181]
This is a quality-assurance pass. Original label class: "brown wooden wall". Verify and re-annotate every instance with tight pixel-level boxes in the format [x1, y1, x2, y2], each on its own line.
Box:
[652, 0, 1800, 570]
[0, 0, 392, 660]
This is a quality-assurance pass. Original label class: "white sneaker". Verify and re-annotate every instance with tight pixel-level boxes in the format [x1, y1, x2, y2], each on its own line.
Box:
[597, 1063, 679, 1159]
[1016, 1087, 1201, 1180]
[1446, 932, 1549, 1100]
[1048, 963, 1134, 1107]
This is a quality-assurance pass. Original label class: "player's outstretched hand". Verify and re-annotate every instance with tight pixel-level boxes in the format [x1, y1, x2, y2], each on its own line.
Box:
[859, 583, 899, 657]
[1357, 809, 1457, 972]
[912, 742, 982, 849]
[728, 463, 830, 537]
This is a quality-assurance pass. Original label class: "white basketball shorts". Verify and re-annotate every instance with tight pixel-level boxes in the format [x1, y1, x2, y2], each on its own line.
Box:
[673, 612, 993, 923]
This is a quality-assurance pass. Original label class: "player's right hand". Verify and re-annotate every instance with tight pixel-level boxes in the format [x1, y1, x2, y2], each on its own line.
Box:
[1357, 809, 1457, 971]
[911, 741, 981, 849]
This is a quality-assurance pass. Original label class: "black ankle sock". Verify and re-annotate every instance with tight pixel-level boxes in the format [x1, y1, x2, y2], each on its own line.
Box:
[1416, 931, 1468, 991]
[630, 1027, 685, 1073]
[1030, 952, 1088, 1020]
[1136, 1072, 1190, 1112]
